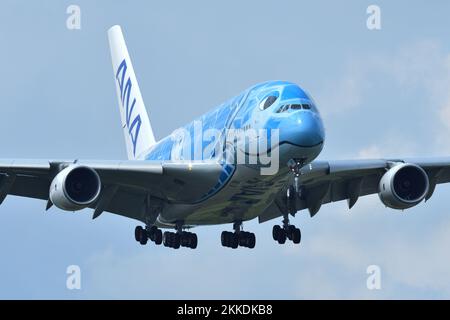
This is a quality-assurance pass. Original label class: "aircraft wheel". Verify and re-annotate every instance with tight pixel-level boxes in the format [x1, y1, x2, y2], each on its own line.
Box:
[292, 227, 301, 244]
[231, 233, 239, 249]
[172, 233, 181, 249]
[247, 232, 256, 249]
[139, 229, 148, 245]
[135, 226, 143, 242]
[180, 231, 188, 247]
[221, 231, 231, 247]
[277, 229, 287, 244]
[272, 225, 281, 241]
[287, 225, 296, 240]
[189, 233, 198, 249]
[238, 231, 249, 247]
[147, 226, 158, 241]
[154, 229, 163, 245]
[221, 231, 227, 247]
[163, 231, 171, 247]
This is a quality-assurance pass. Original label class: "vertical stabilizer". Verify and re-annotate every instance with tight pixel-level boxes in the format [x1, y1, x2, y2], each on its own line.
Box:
[108, 25, 156, 160]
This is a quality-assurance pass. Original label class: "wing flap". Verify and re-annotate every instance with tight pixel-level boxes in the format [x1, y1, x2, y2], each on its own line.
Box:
[261, 157, 450, 223]
[0, 159, 223, 223]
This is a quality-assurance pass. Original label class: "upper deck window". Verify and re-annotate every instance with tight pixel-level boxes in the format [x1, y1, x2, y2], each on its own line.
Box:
[259, 92, 279, 110]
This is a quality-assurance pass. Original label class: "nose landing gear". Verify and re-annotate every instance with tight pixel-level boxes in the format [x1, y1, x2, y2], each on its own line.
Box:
[272, 159, 306, 245]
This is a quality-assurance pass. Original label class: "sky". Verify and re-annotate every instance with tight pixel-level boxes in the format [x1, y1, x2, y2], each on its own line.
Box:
[0, 0, 450, 299]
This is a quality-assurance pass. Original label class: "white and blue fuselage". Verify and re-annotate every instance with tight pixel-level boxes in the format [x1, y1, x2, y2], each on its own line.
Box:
[143, 81, 325, 226]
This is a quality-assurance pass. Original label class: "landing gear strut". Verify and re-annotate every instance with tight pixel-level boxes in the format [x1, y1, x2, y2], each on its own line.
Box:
[287, 158, 306, 195]
[272, 214, 301, 245]
[162, 222, 198, 249]
[221, 221, 256, 249]
[272, 159, 305, 245]
[134, 225, 162, 246]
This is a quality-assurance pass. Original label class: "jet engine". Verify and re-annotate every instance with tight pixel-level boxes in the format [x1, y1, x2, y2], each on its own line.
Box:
[49, 165, 101, 211]
[378, 163, 429, 210]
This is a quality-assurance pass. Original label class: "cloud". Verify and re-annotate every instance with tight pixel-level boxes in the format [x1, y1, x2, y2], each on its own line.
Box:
[279, 192, 450, 299]
[318, 69, 368, 118]
[319, 40, 450, 159]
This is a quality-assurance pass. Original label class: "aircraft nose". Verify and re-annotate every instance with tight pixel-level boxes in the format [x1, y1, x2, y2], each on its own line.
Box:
[285, 111, 325, 147]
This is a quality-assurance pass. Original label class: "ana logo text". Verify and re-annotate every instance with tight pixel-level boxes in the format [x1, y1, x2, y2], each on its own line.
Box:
[116, 59, 142, 156]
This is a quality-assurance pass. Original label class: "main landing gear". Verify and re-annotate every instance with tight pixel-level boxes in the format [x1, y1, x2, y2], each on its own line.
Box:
[221, 221, 256, 249]
[162, 222, 197, 249]
[135, 225, 163, 245]
[163, 230, 197, 249]
[272, 214, 301, 245]
[134, 223, 198, 249]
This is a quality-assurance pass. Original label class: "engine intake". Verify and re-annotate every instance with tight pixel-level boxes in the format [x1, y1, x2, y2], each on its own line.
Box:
[49, 165, 101, 211]
[378, 163, 429, 210]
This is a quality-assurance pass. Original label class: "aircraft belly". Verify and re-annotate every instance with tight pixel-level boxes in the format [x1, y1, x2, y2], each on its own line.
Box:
[159, 164, 289, 226]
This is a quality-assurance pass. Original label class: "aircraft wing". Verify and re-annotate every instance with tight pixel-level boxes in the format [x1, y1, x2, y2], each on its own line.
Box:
[0, 159, 223, 223]
[259, 157, 450, 223]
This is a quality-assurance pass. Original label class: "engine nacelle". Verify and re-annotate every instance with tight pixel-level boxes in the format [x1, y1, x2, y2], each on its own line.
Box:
[378, 163, 429, 210]
[49, 165, 101, 211]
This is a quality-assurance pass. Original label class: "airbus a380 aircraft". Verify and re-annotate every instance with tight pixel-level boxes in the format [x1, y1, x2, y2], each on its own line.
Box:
[1, 25, 449, 250]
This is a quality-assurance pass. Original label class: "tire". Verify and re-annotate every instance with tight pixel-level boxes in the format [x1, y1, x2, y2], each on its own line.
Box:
[272, 225, 281, 241]
[173, 233, 181, 249]
[163, 231, 171, 247]
[292, 228, 301, 244]
[180, 232, 188, 247]
[154, 229, 163, 245]
[135, 226, 143, 242]
[287, 225, 296, 240]
[277, 229, 286, 244]
[190, 233, 198, 249]
[139, 229, 148, 245]
[221, 231, 228, 247]
[248, 233, 256, 249]
[239, 231, 249, 247]
[231, 233, 239, 249]
[148, 226, 157, 241]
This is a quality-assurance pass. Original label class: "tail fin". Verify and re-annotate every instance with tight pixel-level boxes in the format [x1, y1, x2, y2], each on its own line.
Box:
[108, 25, 156, 160]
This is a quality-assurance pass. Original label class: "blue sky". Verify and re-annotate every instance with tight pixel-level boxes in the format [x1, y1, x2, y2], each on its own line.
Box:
[1, 0, 450, 299]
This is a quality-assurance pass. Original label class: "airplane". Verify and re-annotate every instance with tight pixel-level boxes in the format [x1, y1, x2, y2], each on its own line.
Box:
[1, 25, 449, 250]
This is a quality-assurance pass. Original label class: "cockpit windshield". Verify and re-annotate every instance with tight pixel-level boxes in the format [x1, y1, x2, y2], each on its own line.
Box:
[276, 102, 314, 113]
